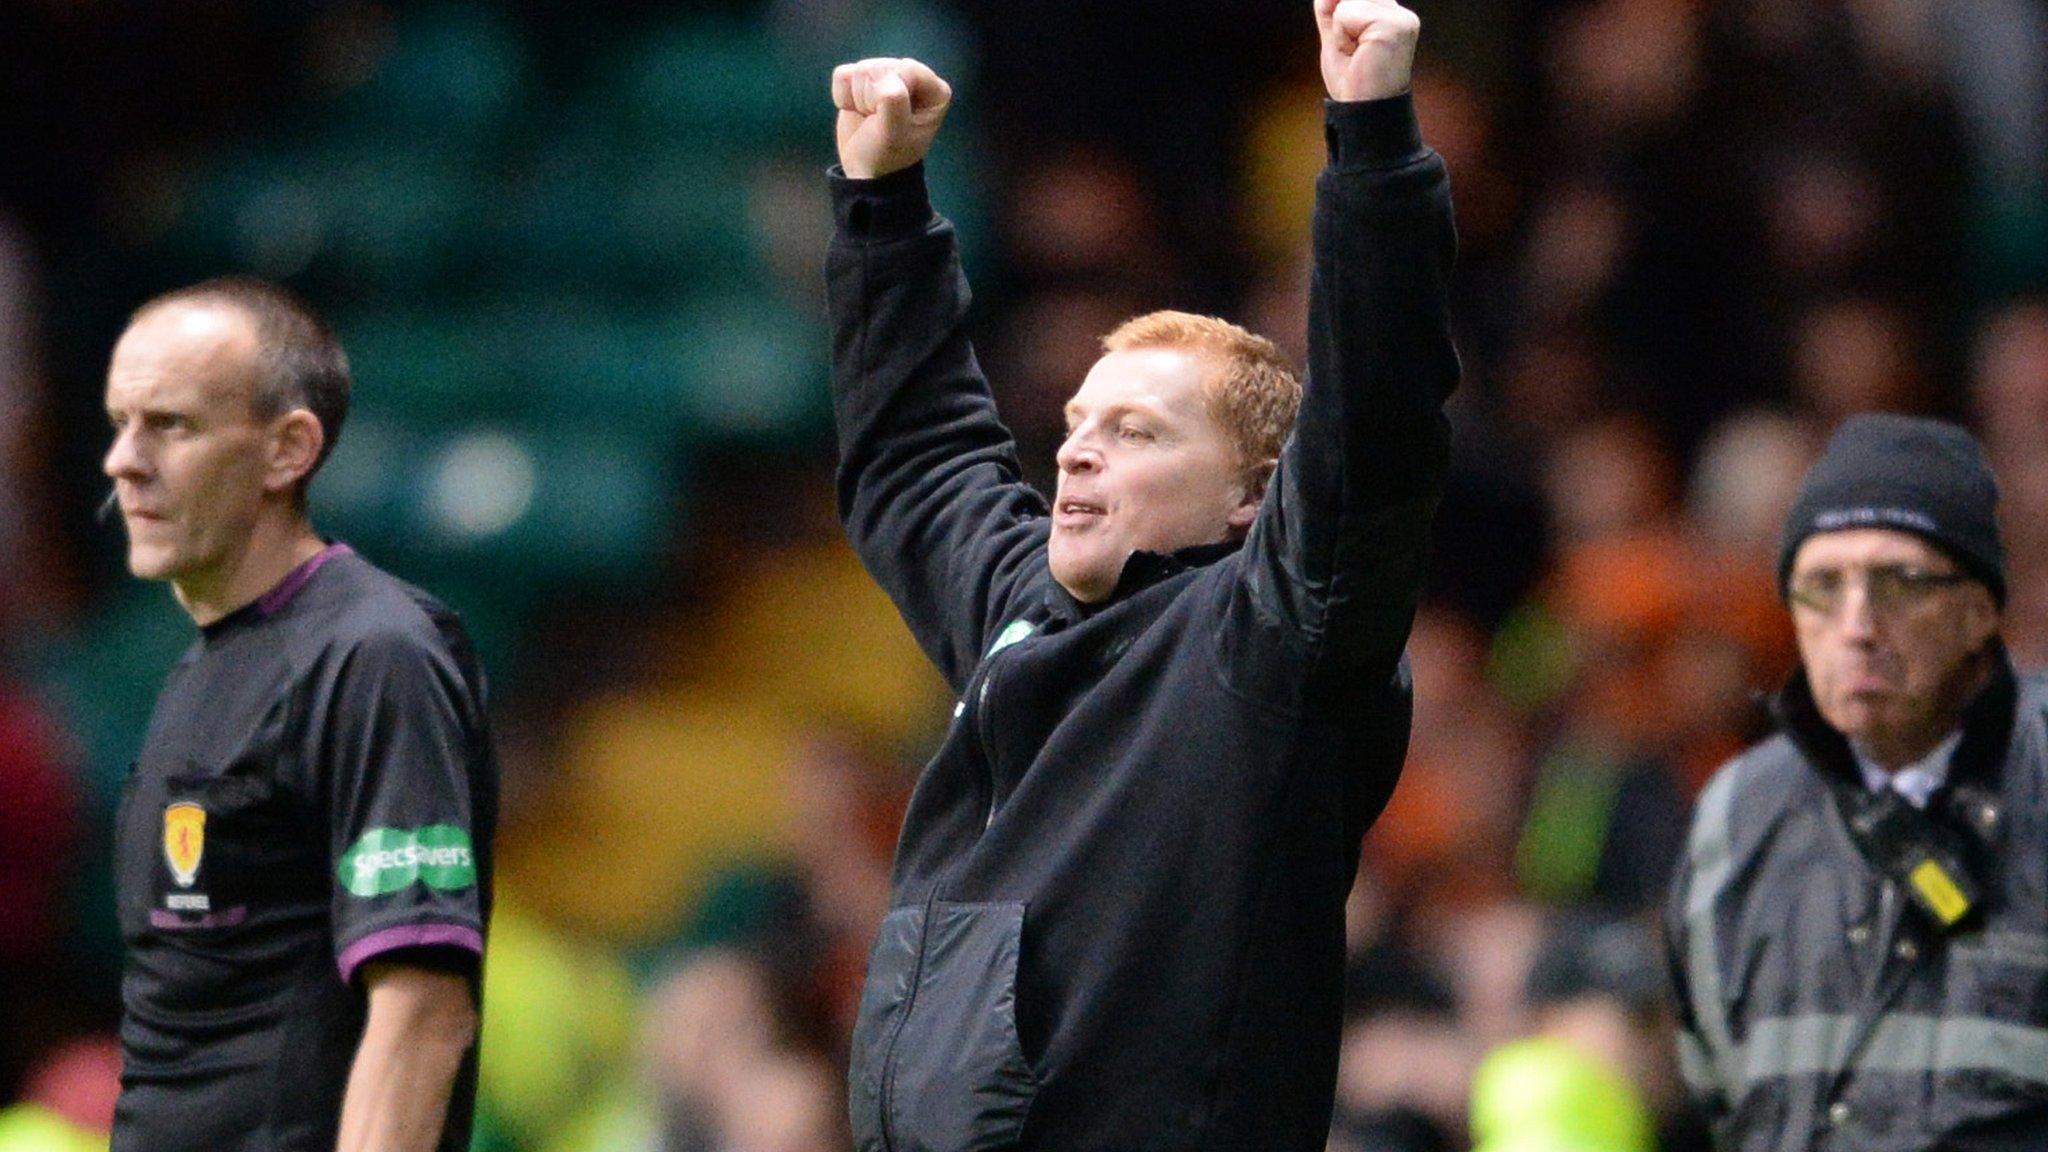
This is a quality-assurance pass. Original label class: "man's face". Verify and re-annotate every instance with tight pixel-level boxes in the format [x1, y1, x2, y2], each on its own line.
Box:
[1049, 347, 1259, 603]
[103, 304, 276, 593]
[1788, 528, 2000, 760]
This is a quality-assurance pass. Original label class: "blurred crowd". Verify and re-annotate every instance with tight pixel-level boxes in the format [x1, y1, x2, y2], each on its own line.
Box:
[1, 0, 2045, 1150]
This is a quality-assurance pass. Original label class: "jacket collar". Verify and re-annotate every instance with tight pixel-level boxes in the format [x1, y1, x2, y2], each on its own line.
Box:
[1042, 539, 1243, 624]
[1770, 644, 2018, 798]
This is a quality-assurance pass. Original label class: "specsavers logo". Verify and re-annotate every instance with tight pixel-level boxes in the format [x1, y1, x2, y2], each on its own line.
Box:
[339, 826, 477, 898]
[163, 802, 206, 888]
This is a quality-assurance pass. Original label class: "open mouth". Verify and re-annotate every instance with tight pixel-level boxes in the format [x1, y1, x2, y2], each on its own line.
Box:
[1055, 498, 1105, 526]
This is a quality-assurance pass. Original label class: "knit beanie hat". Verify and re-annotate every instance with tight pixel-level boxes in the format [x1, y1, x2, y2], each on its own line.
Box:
[1777, 413, 2005, 604]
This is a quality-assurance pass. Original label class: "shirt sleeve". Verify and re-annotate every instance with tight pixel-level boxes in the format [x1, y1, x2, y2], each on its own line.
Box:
[318, 627, 490, 985]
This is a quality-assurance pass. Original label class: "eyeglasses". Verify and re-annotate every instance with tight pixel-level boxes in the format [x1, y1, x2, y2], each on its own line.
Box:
[1787, 564, 1972, 618]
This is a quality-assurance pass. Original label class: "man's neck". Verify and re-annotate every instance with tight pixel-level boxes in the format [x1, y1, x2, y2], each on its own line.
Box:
[174, 514, 326, 626]
[1854, 729, 1961, 775]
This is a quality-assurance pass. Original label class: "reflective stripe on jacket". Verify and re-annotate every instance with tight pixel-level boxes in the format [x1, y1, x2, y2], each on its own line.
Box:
[1666, 656, 2048, 1151]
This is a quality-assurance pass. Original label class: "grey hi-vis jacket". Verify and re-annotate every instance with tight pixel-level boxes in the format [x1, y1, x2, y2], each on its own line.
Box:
[1666, 654, 2048, 1150]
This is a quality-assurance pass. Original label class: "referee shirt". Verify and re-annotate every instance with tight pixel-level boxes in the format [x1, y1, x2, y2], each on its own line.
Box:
[112, 544, 497, 1152]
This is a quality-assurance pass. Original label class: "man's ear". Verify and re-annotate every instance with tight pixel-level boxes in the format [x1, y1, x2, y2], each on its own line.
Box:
[1228, 459, 1277, 533]
[265, 409, 325, 496]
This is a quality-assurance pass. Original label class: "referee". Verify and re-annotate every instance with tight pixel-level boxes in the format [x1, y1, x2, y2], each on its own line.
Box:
[102, 279, 497, 1152]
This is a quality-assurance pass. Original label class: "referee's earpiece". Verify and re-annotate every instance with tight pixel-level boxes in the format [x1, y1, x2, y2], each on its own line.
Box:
[98, 487, 119, 525]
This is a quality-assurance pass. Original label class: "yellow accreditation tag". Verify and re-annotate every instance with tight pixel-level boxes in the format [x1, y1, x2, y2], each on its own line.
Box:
[1909, 858, 1972, 927]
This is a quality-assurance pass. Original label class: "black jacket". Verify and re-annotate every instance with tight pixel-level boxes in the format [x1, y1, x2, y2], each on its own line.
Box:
[1666, 653, 2048, 1151]
[827, 95, 1457, 1152]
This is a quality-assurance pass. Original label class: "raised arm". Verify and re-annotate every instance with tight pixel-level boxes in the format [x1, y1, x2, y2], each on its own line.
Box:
[1236, 0, 1458, 686]
[827, 59, 1050, 691]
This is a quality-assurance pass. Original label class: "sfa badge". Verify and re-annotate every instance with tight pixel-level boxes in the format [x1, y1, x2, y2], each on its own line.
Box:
[163, 801, 206, 888]
[163, 799, 205, 889]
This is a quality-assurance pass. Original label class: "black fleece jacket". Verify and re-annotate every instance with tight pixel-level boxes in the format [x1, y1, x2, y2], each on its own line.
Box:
[826, 94, 1459, 1152]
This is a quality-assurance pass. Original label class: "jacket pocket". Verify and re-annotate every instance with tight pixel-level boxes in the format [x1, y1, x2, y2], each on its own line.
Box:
[849, 901, 1040, 1152]
[1929, 930, 2048, 1127]
[851, 905, 925, 1152]
[1947, 930, 2048, 1032]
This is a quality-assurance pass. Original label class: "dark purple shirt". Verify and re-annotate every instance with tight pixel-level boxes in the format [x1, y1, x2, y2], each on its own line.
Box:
[112, 545, 496, 1152]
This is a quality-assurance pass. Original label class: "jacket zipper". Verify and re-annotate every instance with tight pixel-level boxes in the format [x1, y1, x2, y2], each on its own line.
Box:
[876, 635, 1025, 1145]
[979, 672, 999, 828]
[976, 644, 1020, 829]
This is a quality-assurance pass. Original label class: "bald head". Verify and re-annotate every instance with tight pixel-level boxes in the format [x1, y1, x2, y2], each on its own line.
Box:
[114, 300, 265, 411]
[125, 277, 351, 499]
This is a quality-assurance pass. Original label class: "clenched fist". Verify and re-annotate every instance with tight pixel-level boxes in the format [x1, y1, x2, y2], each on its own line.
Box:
[831, 58, 953, 180]
[1315, 0, 1420, 103]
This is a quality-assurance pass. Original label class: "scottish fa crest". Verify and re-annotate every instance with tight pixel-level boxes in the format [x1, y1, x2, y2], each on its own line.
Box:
[163, 802, 206, 888]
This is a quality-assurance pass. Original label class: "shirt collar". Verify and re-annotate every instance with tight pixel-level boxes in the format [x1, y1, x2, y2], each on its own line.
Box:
[200, 541, 353, 640]
[256, 541, 352, 617]
[1854, 730, 1963, 809]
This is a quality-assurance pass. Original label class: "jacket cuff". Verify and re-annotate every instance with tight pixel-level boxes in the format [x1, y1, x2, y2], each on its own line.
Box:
[1324, 93, 1426, 171]
[829, 162, 936, 239]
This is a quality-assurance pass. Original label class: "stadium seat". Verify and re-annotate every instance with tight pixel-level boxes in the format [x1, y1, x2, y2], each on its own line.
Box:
[330, 296, 829, 443]
[164, 139, 488, 292]
[662, 297, 831, 442]
[492, 146, 761, 296]
[602, 21, 816, 151]
[322, 2, 531, 148]
[24, 584, 192, 804]
[310, 418, 679, 585]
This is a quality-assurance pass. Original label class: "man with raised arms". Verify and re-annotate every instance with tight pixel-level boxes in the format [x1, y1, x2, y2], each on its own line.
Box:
[824, 2, 1458, 1147]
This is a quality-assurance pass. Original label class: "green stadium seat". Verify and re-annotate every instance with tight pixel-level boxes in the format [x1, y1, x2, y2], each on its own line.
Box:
[323, 3, 530, 147]
[165, 139, 488, 292]
[24, 584, 194, 805]
[467, 295, 828, 443]
[337, 291, 824, 444]
[664, 297, 831, 442]
[611, 152, 762, 286]
[490, 137, 625, 287]
[493, 142, 761, 293]
[333, 307, 496, 423]
[311, 418, 681, 587]
[306, 415, 420, 550]
[488, 302, 694, 425]
[603, 21, 818, 150]
[788, 0, 979, 88]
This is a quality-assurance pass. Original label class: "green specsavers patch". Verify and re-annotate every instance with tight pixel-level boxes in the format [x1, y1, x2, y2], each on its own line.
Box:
[339, 826, 476, 897]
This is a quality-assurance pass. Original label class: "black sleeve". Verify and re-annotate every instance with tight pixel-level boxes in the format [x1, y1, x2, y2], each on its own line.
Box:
[826, 162, 1051, 693]
[1230, 94, 1459, 691]
[318, 628, 489, 985]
